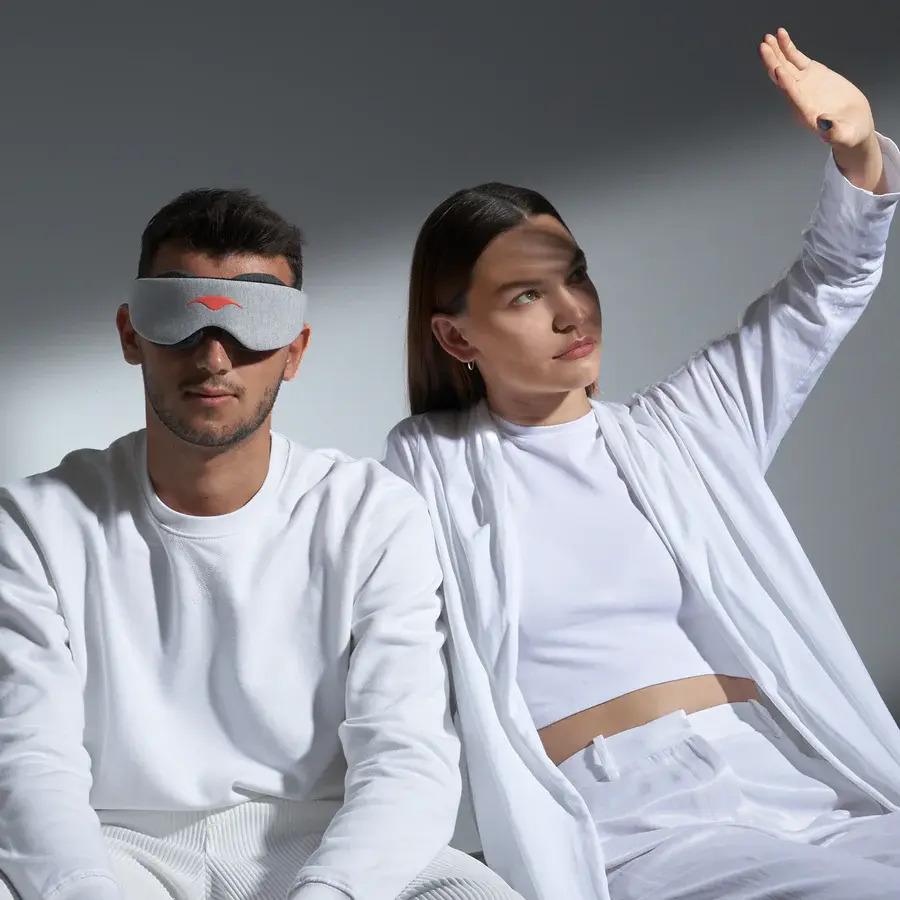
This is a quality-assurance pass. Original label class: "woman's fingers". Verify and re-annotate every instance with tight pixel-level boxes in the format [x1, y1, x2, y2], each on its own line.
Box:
[764, 32, 799, 80]
[759, 26, 872, 147]
[777, 28, 812, 70]
[758, 41, 782, 86]
[760, 41, 813, 125]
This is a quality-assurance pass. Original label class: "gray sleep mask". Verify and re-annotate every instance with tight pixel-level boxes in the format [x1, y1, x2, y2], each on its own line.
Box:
[128, 275, 308, 351]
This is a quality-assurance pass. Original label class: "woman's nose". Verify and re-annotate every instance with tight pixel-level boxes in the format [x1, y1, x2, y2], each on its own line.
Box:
[554, 289, 590, 331]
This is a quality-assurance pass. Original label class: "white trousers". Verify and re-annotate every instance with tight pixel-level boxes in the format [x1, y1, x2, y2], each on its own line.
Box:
[560, 699, 900, 898]
[0, 800, 520, 900]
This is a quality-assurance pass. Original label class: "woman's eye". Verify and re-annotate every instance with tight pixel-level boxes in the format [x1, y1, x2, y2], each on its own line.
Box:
[511, 289, 541, 306]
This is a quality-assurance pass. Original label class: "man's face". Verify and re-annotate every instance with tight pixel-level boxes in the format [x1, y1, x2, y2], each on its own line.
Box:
[117, 243, 310, 449]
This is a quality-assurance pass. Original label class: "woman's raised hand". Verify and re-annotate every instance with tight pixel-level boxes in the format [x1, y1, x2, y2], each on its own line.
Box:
[760, 28, 884, 191]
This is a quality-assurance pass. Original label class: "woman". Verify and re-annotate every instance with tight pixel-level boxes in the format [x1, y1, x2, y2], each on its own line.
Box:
[383, 28, 900, 900]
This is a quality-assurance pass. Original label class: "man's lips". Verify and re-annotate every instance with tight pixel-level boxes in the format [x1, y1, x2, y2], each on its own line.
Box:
[183, 387, 238, 405]
[554, 337, 597, 360]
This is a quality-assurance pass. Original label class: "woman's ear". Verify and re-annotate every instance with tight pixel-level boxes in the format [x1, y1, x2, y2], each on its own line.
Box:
[431, 314, 477, 365]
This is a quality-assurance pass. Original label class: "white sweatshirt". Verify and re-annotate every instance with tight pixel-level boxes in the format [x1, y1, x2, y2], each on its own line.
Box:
[383, 134, 900, 900]
[0, 432, 461, 900]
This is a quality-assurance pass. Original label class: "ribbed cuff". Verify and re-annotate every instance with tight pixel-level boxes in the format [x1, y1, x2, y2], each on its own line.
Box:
[288, 882, 352, 900]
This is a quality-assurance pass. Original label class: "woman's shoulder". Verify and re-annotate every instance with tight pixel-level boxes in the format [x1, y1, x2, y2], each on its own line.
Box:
[590, 397, 629, 413]
[383, 406, 479, 486]
[386, 405, 476, 447]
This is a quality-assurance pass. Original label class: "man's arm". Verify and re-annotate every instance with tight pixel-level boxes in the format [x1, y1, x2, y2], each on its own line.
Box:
[0, 491, 120, 900]
[289, 479, 461, 900]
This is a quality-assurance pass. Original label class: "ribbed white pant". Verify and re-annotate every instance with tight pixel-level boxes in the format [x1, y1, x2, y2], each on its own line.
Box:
[0, 800, 520, 900]
[560, 699, 900, 898]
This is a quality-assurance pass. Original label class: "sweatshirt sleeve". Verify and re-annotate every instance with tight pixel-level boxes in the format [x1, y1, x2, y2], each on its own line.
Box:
[289, 479, 461, 900]
[643, 132, 900, 471]
[0, 491, 121, 900]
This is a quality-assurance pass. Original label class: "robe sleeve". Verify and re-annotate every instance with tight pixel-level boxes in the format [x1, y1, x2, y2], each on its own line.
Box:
[643, 133, 900, 471]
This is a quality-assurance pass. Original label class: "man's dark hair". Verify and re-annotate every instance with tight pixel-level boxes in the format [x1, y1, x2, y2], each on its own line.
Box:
[138, 188, 304, 288]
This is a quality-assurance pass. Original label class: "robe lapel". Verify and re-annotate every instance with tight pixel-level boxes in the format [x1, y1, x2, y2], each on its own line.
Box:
[593, 397, 900, 808]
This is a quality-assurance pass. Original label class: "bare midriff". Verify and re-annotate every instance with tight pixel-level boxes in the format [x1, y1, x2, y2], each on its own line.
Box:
[538, 674, 760, 765]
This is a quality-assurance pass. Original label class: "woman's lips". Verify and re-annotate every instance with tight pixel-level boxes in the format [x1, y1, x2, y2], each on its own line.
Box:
[554, 338, 597, 360]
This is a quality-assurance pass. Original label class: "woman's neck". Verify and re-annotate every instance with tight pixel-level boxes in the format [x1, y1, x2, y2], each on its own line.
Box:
[485, 387, 593, 427]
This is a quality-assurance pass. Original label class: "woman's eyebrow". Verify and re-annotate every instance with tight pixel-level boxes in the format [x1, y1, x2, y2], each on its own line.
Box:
[570, 248, 587, 269]
[494, 248, 587, 295]
[495, 275, 542, 294]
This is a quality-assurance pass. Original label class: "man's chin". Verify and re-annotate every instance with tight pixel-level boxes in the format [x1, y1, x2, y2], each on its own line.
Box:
[166, 417, 257, 450]
[146, 380, 279, 451]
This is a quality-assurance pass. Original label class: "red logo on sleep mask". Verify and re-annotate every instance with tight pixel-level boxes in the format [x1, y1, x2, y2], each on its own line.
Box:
[187, 296, 243, 311]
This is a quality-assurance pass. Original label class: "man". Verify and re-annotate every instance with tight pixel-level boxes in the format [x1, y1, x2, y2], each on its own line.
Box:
[0, 189, 518, 900]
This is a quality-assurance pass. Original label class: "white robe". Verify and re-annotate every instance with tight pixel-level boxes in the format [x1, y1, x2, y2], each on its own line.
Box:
[382, 135, 900, 900]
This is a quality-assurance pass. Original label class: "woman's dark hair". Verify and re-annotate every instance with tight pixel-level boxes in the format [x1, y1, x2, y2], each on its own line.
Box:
[408, 181, 596, 415]
[138, 188, 304, 288]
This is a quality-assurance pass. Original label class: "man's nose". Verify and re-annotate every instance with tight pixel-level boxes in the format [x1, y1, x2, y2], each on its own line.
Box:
[192, 332, 234, 373]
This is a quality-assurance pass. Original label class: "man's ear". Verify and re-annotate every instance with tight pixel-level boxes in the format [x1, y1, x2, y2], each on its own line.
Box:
[282, 324, 312, 381]
[116, 304, 143, 366]
[431, 314, 477, 365]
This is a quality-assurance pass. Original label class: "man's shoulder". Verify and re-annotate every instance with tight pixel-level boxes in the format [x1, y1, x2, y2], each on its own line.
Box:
[1, 431, 142, 519]
[279, 437, 426, 516]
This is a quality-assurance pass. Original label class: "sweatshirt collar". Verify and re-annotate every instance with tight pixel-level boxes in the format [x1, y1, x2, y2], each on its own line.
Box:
[135, 430, 290, 538]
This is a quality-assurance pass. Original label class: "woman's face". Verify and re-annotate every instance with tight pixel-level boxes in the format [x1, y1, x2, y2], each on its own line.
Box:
[432, 214, 602, 409]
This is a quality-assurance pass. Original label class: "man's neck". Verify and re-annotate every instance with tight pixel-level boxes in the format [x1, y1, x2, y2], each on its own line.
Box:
[145, 420, 273, 517]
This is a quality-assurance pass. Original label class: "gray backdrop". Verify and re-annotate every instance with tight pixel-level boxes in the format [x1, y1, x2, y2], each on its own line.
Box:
[1, 2, 898, 714]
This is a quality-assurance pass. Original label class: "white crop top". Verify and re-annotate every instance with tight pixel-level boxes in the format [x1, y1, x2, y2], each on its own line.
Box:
[495, 409, 747, 730]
